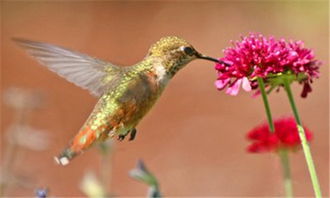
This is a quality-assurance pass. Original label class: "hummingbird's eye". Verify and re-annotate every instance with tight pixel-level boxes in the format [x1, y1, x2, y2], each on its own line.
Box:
[182, 47, 195, 56]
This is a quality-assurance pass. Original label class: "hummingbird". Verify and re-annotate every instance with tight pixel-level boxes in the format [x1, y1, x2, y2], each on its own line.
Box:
[14, 36, 226, 166]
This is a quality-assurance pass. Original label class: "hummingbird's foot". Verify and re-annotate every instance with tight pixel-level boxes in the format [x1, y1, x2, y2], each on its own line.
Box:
[117, 134, 126, 141]
[117, 128, 137, 141]
[129, 128, 137, 141]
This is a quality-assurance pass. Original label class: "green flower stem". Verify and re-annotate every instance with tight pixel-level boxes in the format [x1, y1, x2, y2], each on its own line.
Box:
[258, 77, 293, 198]
[283, 79, 322, 198]
[279, 150, 293, 198]
[257, 78, 275, 131]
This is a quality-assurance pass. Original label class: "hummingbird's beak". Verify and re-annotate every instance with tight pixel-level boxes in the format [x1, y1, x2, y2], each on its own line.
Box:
[195, 53, 231, 66]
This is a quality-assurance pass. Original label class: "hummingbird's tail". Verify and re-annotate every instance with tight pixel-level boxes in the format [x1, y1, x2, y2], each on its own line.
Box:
[54, 126, 101, 166]
[54, 148, 79, 166]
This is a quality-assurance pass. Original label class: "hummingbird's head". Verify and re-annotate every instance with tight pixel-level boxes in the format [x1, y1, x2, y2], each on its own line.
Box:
[147, 36, 221, 76]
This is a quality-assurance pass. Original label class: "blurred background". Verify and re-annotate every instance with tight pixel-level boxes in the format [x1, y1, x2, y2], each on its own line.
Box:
[1, 1, 328, 197]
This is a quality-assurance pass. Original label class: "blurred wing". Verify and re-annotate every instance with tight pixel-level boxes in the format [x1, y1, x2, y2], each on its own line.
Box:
[13, 38, 123, 97]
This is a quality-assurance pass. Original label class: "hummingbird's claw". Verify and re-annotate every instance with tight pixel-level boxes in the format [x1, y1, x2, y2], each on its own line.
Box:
[118, 134, 126, 141]
[117, 128, 137, 141]
[129, 128, 137, 141]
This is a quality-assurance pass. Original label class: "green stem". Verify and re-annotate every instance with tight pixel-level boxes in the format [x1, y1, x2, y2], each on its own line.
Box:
[283, 79, 322, 198]
[279, 150, 293, 198]
[257, 78, 275, 132]
[258, 77, 293, 198]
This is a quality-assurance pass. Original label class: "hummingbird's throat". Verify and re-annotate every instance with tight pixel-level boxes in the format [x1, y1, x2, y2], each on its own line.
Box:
[153, 64, 169, 83]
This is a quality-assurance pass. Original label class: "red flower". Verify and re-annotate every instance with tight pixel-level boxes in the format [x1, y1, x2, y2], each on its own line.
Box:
[247, 117, 313, 153]
[215, 33, 321, 97]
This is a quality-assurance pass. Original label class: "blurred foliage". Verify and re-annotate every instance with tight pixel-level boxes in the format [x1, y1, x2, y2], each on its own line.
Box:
[80, 172, 107, 198]
[130, 160, 161, 198]
[1, 88, 50, 196]
[80, 140, 114, 197]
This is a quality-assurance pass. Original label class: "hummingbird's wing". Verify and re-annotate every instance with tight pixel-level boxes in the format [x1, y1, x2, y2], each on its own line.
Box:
[13, 38, 123, 97]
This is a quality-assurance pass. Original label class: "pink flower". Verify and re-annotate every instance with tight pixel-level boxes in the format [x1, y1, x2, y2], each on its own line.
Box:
[215, 33, 321, 97]
[246, 117, 313, 153]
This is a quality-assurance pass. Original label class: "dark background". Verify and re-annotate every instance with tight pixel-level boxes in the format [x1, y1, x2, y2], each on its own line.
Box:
[1, 1, 329, 197]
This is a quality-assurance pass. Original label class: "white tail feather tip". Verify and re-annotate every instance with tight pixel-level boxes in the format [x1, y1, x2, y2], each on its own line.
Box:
[54, 156, 69, 166]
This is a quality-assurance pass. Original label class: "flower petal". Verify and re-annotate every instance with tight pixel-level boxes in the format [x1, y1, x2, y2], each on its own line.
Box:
[242, 77, 252, 92]
[301, 82, 312, 98]
[215, 79, 230, 90]
[226, 79, 242, 96]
